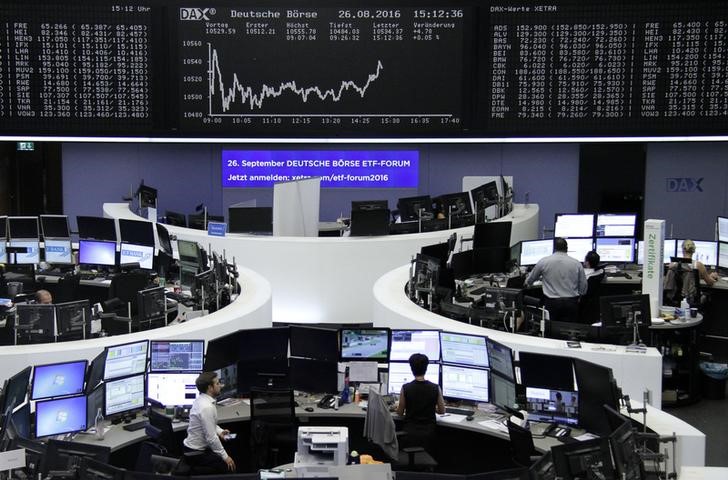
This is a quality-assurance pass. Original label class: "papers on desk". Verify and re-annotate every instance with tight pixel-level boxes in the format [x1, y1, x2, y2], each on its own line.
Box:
[437, 413, 467, 424]
[574, 432, 599, 442]
[478, 419, 508, 433]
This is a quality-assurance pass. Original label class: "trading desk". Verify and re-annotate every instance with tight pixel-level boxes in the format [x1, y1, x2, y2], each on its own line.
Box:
[104, 202, 539, 325]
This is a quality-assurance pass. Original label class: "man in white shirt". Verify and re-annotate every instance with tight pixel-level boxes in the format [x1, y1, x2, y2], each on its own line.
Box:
[183, 372, 236, 473]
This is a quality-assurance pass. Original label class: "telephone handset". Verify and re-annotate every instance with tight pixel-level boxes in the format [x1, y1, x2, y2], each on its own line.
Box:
[317, 394, 338, 409]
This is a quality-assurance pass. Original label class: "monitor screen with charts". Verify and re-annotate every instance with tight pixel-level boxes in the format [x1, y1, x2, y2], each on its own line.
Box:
[564, 238, 594, 262]
[441, 364, 489, 403]
[78, 240, 116, 267]
[595, 238, 635, 263]
[9, 240, 40, 264]
[637, 239, 676, 265]
[387, 362, 440, 395]
[150, 340, 204, 372]
[526, 387, 579, 426]
[486, 338, 515, 381]
[554, 214, 594, 238]
[519, 239, 553, 267]
[31, 360, 88, 401]
[44, 239, 73, 264]
[390, 330, 441, 362]
[104, 374, 145, 416]
[35, 395, 87, 438]
[119, 243, 154, 269]
[490, 373, 517, 412]
[440, 332, 489, 368]
[104, 340, 148, 380]
[340, 329, 390, 362]
[595, 214, 637, 237]
[147, 373, 199, 407]
[719, 217, 728, 243]
[676, 239, 717, 267]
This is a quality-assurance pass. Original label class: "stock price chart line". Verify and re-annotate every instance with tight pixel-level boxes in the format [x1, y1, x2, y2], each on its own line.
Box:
[178, 6, 469, 134]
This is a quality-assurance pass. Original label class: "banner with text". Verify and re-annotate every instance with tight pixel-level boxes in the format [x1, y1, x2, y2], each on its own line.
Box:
[222, 150, 419, 188]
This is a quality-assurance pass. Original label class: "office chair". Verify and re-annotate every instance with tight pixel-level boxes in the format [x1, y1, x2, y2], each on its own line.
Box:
[578, 272, 604, 324]
[108, 271, 151, 318]
[54, 272, 80, 303]
[249, 387, 297, 470]
[506, 420, 540, 468]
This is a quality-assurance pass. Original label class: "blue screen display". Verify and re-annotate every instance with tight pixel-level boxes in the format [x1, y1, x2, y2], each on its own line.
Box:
[32, 360, 88, 400]
[222, 150, 419, 188]
[120, 243, 154, 269]
[79, 240, 116, 266]
[44, 239, 73, 264]
[9, 240, 40, 264]
[35, 395, 87, 437]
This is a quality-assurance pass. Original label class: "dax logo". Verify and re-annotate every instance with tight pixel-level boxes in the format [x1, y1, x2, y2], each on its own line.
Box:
[180, 7, 215, 21]
[666, 177, 703, 193]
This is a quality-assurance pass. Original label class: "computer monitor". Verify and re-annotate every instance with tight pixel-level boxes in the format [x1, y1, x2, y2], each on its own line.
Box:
[340, 328, 390, 362]
[40, 215, 70, 239]
[8, 240, 40, 264]
[351, 200, 389, 212]
[554, 214, 594, 238]
[155, 224, 173, 256]
[596, 237, 635, 263]
[676, 239, 717, 267]
[471, 181, 499, 212]
[564, 237, 594, 262]
[490, 372, 517, 412]
[719, 216, 728, 243]
[119, 243, 154, 269]
[518, 352, 574, 391]
[31, 360, 88, 401]
[7, 402, 31, 440]
[595, 213, 637, 237]
[0, 218, 5, 263]
[86, 384, 105, 430]
[104, 374, 145, 416]
[609, 420, 644, 480]
[78, 240, 116, 267]
[86, 351, 106, 394]
[545, 321, 598, 343]
[574, 358, 619, 437]
[164, 211, 187, 227]
[1, 367, 32, 414]
[289, 358, 339, 394]
[55, 300, 89, 339]
[486, 338, 515, 381]
[177, 239, 199, 264]
[215, 363, 238, 399]
[150, 340, 205, 372]
[44, 239, 73, 264]
[390, 330, 441, 362]
[388, 361, 440, 395]
[289, 325, 339, 362]
[137, 184, 158, 209]
[551, 437, 614, 480]
[472, 247, 510, 274]
[637, 239, 676, 265]
[41, 439, 111, 478]
[440, 332, 489, 368]
[35, 395, 88, 437]
[179, 263, 197, 290]
[228, 207, 273, 234]
[103, 340, 149, 380]
[441, 364, 489, 403]
[146, 372, 199, 407]
[600, 294, 652, 329]
[137, 286, 166, 322]
[525, 387, 579, 426]
[397, 195, 433, 222]
[350, 209, 390, 236]
[519, 239, 553, 267]
[7, 216, 39, 240]
[188, 213, 206, 230]
[238, 327, 290, 362]
[204, 331, 243, 371]
[76, 216, 117, 242]
[473, 222, 512, 249]
[16, 304, 55, 339]
[434, 192, 473, 217]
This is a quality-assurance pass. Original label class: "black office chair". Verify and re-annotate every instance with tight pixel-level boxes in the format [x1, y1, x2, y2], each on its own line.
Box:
[578, 272, 604, 324]
[54, 272, 81, 303]
[108, 271, 150, 318]
[506, 420, 540, 468]
[135, 410, 184, 473]
[249, 387, 297, 470]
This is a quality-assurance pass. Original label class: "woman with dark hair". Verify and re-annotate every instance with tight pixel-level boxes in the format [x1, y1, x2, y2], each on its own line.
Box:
[396, 353, 445, 449]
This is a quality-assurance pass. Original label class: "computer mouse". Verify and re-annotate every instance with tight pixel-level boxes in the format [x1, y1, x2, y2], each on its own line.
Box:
[466, 415, 474, 421]
[305, 407, 314, 412]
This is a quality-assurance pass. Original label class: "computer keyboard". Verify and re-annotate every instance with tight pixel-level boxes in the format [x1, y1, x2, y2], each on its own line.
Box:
[122, 420, 149, 432]
[468, 286, 487, 296]
[445, 407, 475, 416]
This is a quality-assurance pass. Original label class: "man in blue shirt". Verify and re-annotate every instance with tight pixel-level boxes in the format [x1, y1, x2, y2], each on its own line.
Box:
[525, 237, 587, 323]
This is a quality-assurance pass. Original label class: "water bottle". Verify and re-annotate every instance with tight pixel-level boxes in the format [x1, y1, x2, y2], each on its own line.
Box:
[94, 408, 105, 440]
[680, 298, 689, 321]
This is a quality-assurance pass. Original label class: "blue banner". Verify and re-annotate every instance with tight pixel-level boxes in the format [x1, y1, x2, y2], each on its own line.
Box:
[222, 150, 419, 188]
[208, 222, 227, 237]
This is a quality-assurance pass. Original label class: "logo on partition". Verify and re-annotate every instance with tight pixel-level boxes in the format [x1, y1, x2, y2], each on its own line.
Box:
[666, 177, 703, 193]
[180, 8, 215, 20]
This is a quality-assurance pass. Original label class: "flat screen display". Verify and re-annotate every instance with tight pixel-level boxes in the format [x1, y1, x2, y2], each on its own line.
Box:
[637, 239, 676, 265]
[147, 373, 199, 407]
[7, 216, 39, 239]
[564, 238, 594, 262]
[76, 216, 116, 242]
[2, 367, 32, 413]
[119, 243, 154, 269]
[595, 214, 636, 237]
[441, 364, 489, 403]
[104, 374, 145, 416]
[520, 239, 553, 267]
[387, 361, 439, 395]
[554, 214, 594, 238]
[440, 332, 489, 368]
[44, 239, 73, 264]
[78, 240, 116, 267]
[340, 329, 390, 361]
[596, 238, 635, 263]
[104, 340, 148, 380]
[31, 360, 88, 401]
[720, 242, 728, 269]
[0, 242, 5, 264]
[289, 326, 339, 362]
[177, 240, 199, 264]
[676, 239, 717, 267]
[35, 395, 87, 437]
[86, 384, 105, 430]
[40, 215, 70, 239]
[719, 217, 728, 243]
[486, 338, 515, 381]
[150, 340, 204, 372]
[119, 219, 155, 246]
[289, 358, 339, 394]
[9, 240, 40, 264]
[389, 330, 441, 362]
[526, 387, 579, 426]
[490, 373, 517, 411]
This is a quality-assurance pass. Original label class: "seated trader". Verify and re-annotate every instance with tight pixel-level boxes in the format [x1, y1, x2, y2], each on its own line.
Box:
[525, 237, 587, 323]
[679, 239, 719, 286]
[583, 251, 603, 279]
[35, 289, 53, 304]
[396, 353, 446, 450]
[183, 372, 236, 474]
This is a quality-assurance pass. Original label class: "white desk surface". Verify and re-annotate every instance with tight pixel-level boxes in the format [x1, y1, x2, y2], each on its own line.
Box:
[680, 467, 728, 480]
